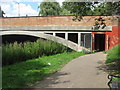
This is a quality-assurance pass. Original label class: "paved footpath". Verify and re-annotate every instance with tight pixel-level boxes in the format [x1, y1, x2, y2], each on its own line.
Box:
[32, 52, 109, 88]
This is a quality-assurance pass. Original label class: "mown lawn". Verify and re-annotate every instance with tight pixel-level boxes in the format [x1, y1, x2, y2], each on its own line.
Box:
[2, 51, 86, 89]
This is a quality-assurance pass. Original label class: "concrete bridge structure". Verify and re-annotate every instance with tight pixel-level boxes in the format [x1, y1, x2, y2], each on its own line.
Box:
[0, 15, 120, 51]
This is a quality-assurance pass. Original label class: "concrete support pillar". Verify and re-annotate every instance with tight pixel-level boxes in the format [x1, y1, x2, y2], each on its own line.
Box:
[106, 35, 109, 50]
[78, 33, 81, 45]
[92, 34, 94, 51]
[78, 32, 82, 52]
[91, 34, 92, 51]
[65, 33, 68, 40]
[83, 35, 86, 47]
[53, 32, 56, 36]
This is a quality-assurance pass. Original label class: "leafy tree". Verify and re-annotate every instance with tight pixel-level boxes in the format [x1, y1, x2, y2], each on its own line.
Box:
[93, 2, 120, 15]
[38, 0, 61, 16]
[62, 0, 98, 20]
[62, 1, 92, 15]
[60, 7, 74, 15]
[62, 1, 120, 16]
[62, 1, 119, 29]
[0, 6, 5, 17]
[92, 2, 120, 29]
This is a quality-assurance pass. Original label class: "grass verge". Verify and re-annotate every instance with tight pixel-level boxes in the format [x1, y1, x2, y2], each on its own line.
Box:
[105, 44, 120, 82]
[105, 44, 120, 64]
[2, 51, 85, 89]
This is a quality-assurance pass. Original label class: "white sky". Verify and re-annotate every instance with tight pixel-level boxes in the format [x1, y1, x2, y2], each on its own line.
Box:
[0, 0, 107, 17]
[0, 0, 65, 17]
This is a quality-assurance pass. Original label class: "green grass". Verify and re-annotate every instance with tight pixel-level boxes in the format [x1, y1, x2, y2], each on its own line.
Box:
[2, 51, 85, 89]
[117, 78, 120, 82]
[105, 44, 120, 64]
[113, 76, 120, 82]
[105, 44, 120, 82]
[2, 40, 69, 65]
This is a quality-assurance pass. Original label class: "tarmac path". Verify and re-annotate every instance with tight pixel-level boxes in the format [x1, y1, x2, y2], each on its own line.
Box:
[32, 52, 109, 88]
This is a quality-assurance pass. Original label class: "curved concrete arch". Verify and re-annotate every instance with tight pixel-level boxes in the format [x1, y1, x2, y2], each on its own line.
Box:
[0, 31, 84, 52]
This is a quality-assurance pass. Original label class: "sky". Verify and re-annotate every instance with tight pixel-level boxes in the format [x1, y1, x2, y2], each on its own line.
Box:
[0, 0, 65, 17]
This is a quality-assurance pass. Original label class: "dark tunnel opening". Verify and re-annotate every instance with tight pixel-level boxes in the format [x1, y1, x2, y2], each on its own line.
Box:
[2, 35, 41, 44]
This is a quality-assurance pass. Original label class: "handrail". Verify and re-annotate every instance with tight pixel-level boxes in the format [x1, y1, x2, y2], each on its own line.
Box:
[108, 73, 120, 90]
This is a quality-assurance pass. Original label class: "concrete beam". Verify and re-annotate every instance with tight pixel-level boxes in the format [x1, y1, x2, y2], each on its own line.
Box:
[0, 26, 112, 31]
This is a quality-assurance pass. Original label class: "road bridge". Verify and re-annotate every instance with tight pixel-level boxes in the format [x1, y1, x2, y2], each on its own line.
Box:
[0, 15, 119, 51]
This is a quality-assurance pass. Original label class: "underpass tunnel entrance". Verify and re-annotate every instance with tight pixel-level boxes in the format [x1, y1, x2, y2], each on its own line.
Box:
[94, 34, 105, 51]
[2, 35, 40, 44]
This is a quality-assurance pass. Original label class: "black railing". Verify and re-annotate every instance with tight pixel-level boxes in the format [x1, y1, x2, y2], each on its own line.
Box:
[108, 73, 120, 90]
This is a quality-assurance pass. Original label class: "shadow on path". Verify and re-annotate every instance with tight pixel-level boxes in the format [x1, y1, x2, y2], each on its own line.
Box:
[29, 72, 70, 88]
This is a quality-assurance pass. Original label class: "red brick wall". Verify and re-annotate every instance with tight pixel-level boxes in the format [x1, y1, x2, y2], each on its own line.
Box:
[92, 26, 120, 51]
[0, 16, 116, 26]
[106, 26, 120, 50]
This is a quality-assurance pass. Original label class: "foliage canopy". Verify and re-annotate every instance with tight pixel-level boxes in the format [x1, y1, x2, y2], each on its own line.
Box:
[38, 0, 61, 16]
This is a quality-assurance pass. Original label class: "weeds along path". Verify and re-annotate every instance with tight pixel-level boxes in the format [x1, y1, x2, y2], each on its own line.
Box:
[32, 52, 109, 88]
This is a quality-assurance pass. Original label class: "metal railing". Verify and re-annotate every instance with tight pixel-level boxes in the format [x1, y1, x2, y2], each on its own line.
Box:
[108, 73, 120, 90]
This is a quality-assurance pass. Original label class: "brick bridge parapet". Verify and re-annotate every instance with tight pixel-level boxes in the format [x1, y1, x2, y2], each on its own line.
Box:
[0, 15, 118, 31]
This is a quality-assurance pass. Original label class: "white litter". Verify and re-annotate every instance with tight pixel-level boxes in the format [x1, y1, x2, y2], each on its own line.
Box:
[48, 63, 51, 66]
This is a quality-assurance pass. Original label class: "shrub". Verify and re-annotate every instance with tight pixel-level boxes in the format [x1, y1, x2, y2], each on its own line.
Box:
[2, 40, 70, 65]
